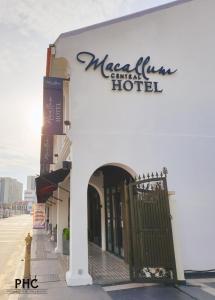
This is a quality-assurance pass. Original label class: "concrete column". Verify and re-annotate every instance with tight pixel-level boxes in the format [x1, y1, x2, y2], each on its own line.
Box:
[47, 205, 53, 234]
[55, 187, 69, 253]
[169, 192, 185, 283]
[89, 173, 106, 251]
[51, 194, 57, 228]
[49, 206, 53, 224]
[66, 171, 92, 286]
[100, 189, 106, 251]
[89, 183, 106, 251]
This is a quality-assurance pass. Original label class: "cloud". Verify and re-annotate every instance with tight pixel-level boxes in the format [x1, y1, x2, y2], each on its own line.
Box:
[0, 0, 176, 40]
[0, 0, 123, 39]
[0, 0, 178, 76]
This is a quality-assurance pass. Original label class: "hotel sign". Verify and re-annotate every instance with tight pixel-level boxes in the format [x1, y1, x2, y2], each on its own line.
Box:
[76, 51, 177, 93]
[42, 77, 64, 135]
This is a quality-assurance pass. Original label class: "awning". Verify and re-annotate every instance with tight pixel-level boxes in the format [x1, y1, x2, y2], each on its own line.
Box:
[36, 168, 70, 203]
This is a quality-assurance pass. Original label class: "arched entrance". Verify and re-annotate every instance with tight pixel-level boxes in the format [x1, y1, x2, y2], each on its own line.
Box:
[87, 185, 101, 247]
[87, 165, 179, 285]
[88, 164, 135, 284]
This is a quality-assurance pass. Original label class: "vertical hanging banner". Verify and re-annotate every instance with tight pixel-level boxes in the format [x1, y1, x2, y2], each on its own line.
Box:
[33, 203, 46, 229]
[42, 77, 64, 135]
[40, 163, 50, 176]
[40, 135, 53, 164]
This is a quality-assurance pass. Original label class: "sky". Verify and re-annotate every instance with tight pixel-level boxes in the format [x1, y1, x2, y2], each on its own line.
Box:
[0, 0, 175, 192]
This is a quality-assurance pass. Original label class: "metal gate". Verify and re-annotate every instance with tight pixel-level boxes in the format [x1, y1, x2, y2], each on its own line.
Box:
[128, 168, 177, 283]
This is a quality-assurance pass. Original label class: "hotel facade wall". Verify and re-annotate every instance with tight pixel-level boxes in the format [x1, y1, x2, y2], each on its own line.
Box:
[55, 0, 215, 271]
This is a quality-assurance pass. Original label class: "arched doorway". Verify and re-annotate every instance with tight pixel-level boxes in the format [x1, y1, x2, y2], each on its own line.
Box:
[87, 185, 101, 247]
[87, 165, 179, 285]
[88, 164, 136, 284]
[88, 164, 135, 260]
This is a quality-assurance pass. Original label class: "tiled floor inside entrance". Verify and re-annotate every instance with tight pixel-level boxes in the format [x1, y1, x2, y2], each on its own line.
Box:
[88, 243, 130, 285]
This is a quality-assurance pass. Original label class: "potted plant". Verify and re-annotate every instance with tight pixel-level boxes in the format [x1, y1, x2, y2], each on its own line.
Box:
[62, 228, 70, 255]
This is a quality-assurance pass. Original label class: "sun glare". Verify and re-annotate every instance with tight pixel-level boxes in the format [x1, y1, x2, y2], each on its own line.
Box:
[27, 106, 43, 136]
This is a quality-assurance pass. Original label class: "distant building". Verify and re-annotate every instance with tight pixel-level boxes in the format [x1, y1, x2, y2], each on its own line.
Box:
[13, 200, 30, 214]
[27, 176, 36, 190]
[0, 177, 23, 205]
[24, 176, 36, 211]
[0, 180, 3, 205]
[24, 190, 36, 202]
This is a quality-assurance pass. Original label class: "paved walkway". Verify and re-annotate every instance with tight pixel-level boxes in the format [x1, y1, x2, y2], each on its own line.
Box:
[51, 240, 130, 285]
[89, 243, 129, 285]
[18, 230, 111, 300]
[10, 228, 215, 300]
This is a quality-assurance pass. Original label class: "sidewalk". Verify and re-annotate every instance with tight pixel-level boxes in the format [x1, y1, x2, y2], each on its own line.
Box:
[18, 229, 111, 300]
[17, 229, 215, 300]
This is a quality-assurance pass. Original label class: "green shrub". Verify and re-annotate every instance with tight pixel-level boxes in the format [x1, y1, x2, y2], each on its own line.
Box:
[63, 228, 70, 240]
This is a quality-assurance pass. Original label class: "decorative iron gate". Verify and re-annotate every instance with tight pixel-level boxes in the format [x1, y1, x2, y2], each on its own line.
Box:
[128, 168, 177, 283]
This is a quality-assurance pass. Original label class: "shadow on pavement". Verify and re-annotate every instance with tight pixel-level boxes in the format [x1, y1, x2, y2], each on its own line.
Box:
[108, 284, 215, 300]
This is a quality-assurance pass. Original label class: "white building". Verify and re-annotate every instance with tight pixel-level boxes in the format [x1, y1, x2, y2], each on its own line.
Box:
[37, 0, 215, 287]
[27, 176, 36, 191]
[24, 176, 36, 211]
[0, 177, 23, 205]
[24, 190, 36, 202]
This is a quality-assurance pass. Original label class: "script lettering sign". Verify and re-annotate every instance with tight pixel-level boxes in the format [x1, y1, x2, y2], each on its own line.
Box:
[76, 51, 177, 93]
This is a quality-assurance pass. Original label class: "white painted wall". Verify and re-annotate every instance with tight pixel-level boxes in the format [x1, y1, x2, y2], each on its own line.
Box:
[169, 192, 185, 281]
[55, 0, 215, 275]
[48, 205, 53, 230]
[51, 192, 57, 228]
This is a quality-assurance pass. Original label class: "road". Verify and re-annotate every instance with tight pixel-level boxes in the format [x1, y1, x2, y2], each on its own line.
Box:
[0, 214, 32, 299]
